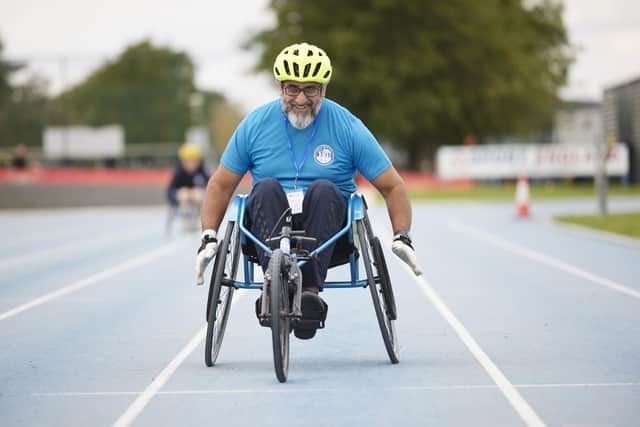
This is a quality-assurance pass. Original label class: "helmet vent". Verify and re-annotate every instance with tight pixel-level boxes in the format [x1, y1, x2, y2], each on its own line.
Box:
[312, 63, 321, 77]
[274, 43, 331, 83]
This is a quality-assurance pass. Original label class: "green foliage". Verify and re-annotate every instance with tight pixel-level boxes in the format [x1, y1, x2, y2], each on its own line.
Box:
[49, 40, 196, 143]
[556, 211, 640, 239]
[0, 78, 48, 147]
[0, 39, 19, 105]
[249, 0, 572, 168]
[0, 39, 48, 147]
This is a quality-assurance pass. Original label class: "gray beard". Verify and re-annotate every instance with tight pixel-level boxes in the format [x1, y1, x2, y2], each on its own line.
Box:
[281, 99, 322, 129]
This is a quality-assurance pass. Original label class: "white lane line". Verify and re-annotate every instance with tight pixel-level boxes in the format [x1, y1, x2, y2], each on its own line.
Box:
[34, 382, 640, 397]
[111, 291, 246, 427]
[370, 212, 545, 427]
[408, 271, 545, 426]
[0, 226, 158, 270]
[0, 239, 186, 321]
[111, 327, 206, 427]
[448, 219, 640, 300]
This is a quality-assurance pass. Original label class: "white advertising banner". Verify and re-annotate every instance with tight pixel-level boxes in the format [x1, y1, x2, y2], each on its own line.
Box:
[436, 143, 629, 179]
[43, 125, 125, 159]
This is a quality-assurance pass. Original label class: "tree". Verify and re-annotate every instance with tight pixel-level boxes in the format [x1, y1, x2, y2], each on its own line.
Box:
[49, 40, 196, 143]
[0, 38, 48, 147]
[0, 39, 19, 106]
[249, 0, 572, 168]
[209, 100, 244, 155]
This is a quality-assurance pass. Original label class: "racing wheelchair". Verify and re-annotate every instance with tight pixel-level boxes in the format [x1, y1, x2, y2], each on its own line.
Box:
[204, 192, 398, 382]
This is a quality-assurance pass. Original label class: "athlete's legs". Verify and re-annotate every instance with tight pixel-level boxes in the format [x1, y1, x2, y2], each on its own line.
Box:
[189, 188, 205, 204]
[246, 178, 346, 290]
[300, 179, 347, 290]
[246, 178, 290, 271]
[247, 178, 343, 337]
[176, 187, 190, 205]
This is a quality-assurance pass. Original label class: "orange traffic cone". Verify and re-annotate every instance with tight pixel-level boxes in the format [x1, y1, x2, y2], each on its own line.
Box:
[515, 175, 530, 218]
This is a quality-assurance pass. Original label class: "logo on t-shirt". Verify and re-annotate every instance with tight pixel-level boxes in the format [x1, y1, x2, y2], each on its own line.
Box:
[314, 144, 334, 166]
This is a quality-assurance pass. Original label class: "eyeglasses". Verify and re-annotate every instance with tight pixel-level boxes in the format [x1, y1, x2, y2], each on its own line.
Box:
[282, 84, 322, 97]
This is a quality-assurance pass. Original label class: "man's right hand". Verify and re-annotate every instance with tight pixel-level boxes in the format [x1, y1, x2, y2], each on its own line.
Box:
[195, 229, 218, 286]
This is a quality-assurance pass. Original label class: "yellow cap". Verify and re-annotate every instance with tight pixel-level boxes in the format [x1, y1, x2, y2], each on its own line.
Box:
[178, 143, 202, 160]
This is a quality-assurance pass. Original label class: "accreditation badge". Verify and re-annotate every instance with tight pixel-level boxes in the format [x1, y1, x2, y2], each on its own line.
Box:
[286, 189, 304, 215]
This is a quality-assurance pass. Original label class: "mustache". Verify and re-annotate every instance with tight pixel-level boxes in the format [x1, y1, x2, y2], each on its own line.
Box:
[288, 101, 313, 108]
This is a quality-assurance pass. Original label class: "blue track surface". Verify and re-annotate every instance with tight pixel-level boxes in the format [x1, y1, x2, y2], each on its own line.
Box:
[1, 198, 639, 426]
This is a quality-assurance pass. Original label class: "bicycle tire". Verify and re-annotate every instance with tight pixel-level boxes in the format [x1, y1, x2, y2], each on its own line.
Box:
[204, 221, 239, 367]
[269, 249, 290, 382]
[357, 220, 399, 364]
[371, 236, 397, 320]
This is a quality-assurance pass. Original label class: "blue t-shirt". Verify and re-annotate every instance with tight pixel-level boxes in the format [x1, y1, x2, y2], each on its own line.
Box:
[221, 98, 391, 197]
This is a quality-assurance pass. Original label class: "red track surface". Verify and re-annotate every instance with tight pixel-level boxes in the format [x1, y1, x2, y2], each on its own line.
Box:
[356, 172, 473, 190]
[0, 168, 173, 187]
[1, 168, 472, 190]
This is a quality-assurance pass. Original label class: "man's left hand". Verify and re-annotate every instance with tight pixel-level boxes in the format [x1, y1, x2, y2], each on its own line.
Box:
[391, 231, 422, 276]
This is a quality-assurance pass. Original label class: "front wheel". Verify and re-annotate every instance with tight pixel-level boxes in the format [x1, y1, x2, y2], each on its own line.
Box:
[269, 249, 291, 383]
[357, 220, 399, 364]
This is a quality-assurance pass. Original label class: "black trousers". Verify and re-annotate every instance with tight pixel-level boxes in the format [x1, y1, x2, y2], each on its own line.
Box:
[246, 178, 347, 290]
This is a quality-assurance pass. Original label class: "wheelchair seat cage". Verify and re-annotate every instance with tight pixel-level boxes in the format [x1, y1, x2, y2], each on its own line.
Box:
[227, 192, 369, 290]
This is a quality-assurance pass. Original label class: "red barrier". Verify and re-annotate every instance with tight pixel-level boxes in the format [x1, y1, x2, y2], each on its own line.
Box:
[356, 172, 473, 190]
[1, 168, 473, 190]
[0, 168, 173, 187]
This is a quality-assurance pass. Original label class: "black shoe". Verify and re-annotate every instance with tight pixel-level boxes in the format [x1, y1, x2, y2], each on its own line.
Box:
[255, 294, 270, 327]
[294, 291, 328, 340]
[255, 295, 261, 317]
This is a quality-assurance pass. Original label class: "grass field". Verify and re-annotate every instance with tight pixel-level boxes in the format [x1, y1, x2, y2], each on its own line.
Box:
[409, 183, 640, 201]
[555, 211, 640, 239]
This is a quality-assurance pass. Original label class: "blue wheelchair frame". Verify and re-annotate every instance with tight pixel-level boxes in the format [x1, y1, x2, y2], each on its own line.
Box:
[225, 193, 369, 290]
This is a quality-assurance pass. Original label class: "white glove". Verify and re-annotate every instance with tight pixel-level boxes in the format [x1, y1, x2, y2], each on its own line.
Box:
[391, 231, 422, 276]
[195, 229, 218, 286]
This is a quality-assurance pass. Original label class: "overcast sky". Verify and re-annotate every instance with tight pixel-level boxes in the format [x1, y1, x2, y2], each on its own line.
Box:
[1, 0, 639, 111]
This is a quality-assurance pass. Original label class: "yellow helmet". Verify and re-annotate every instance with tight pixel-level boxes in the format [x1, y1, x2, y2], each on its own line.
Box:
[178, 143, 202, 160]
[273, 42, 332, 84]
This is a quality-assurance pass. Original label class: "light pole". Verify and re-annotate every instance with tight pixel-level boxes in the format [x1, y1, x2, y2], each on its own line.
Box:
[595, 131, 614, 217]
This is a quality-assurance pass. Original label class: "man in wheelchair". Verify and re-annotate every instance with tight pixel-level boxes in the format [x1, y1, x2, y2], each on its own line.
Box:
[167, 143, 209, 220]
[195, 42, 421, 340]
